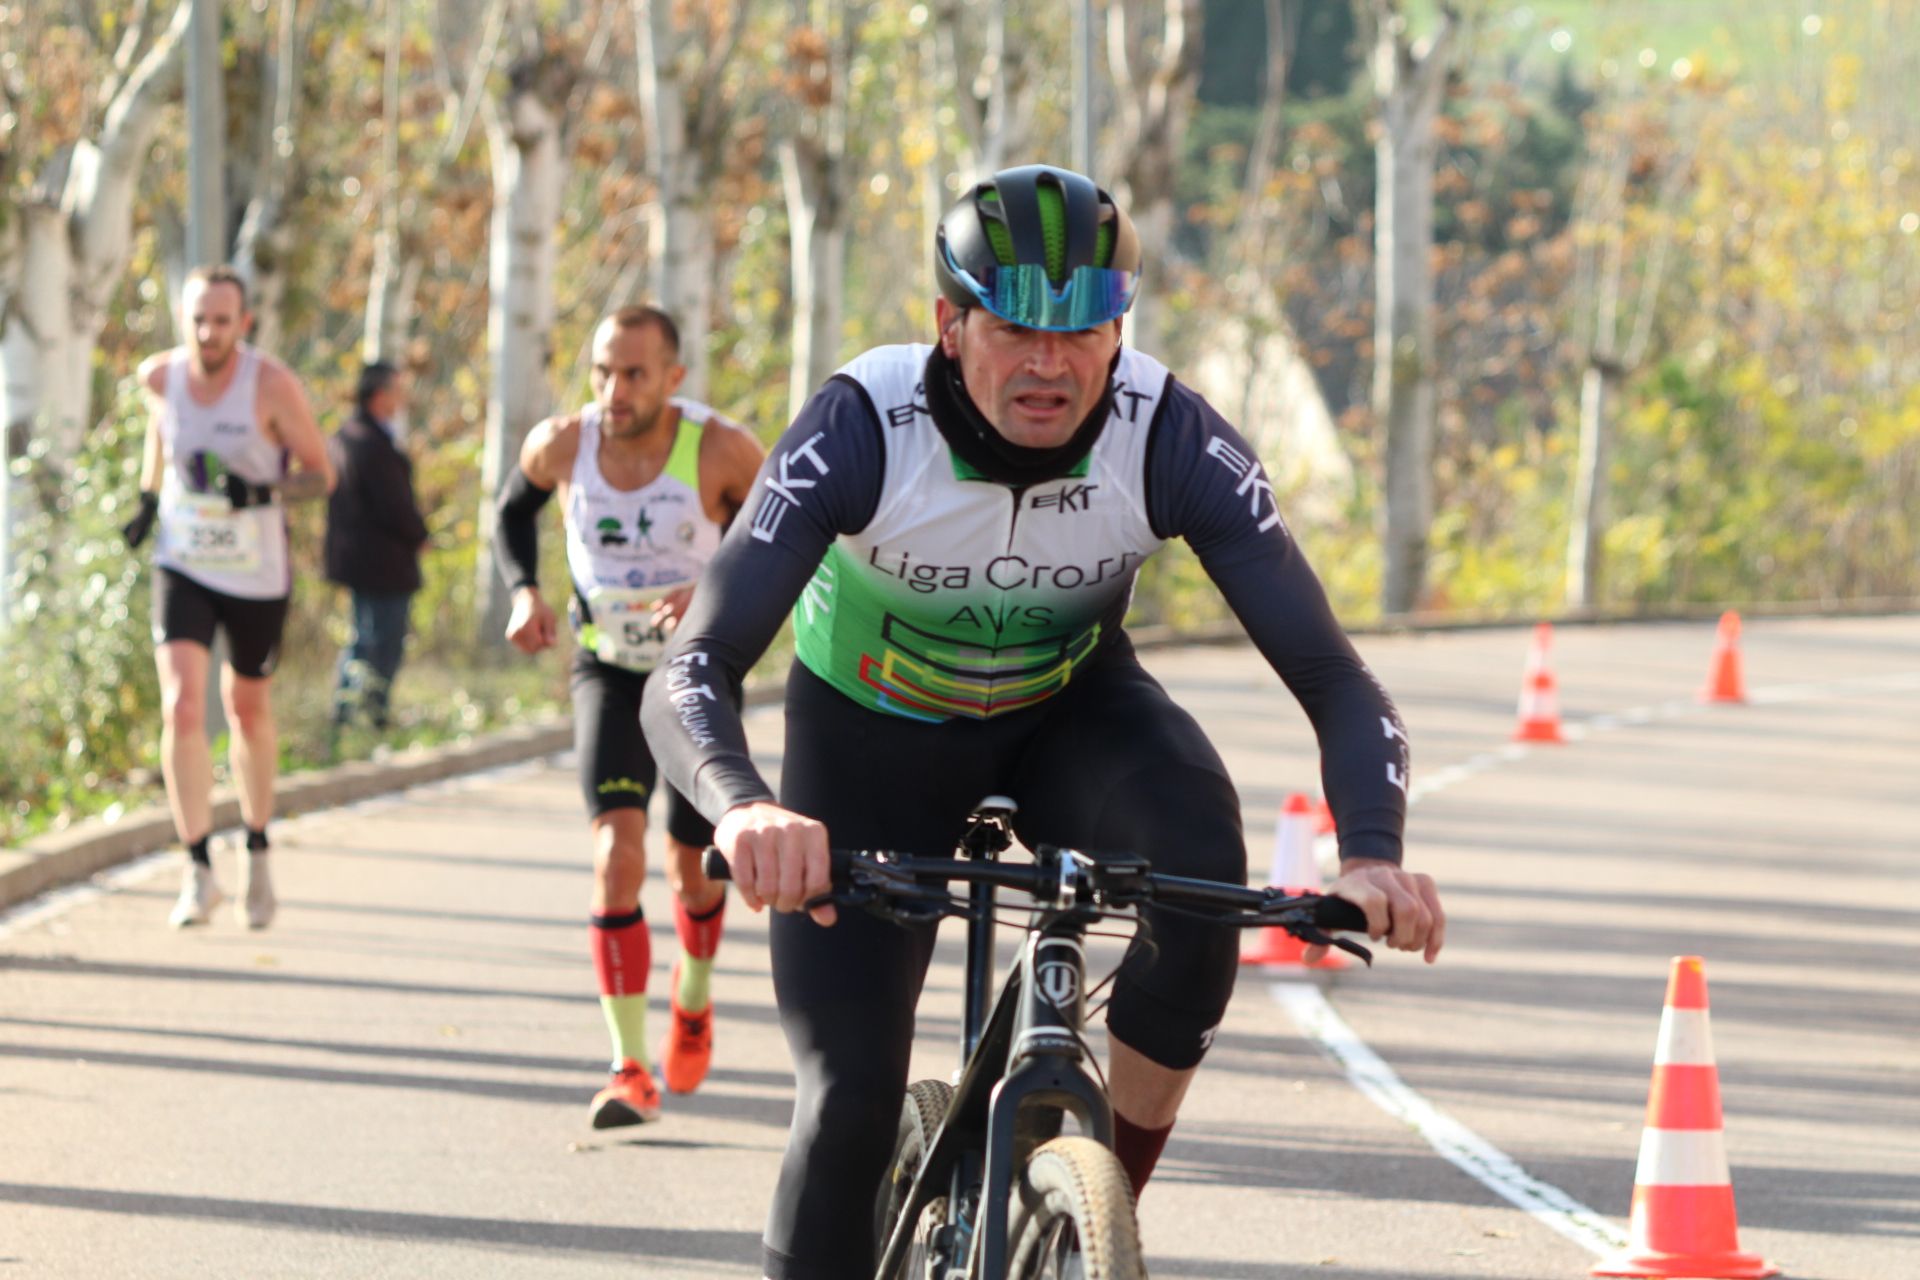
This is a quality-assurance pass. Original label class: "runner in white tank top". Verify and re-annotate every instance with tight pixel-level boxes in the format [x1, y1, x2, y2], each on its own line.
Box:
[127, 267, 334, 932]
[152, 344, 291, 599]
[563, 398, 725, 672]
[491, 306, 765, 1129]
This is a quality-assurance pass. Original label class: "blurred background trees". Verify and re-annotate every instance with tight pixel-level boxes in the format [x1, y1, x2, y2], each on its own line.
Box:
[4, 0, 1917, 841]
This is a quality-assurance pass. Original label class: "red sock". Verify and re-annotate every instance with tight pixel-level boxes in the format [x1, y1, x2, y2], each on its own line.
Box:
[589, 910, 650, 997]
[673, 894, 725, 959]
[1112, 1112, 1174, 1198]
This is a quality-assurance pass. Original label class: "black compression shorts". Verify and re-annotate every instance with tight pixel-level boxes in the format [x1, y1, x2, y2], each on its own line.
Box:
[150, 567, 290, 679]
[570, 649, 716, 846]
[761, 637, 1248, 1280]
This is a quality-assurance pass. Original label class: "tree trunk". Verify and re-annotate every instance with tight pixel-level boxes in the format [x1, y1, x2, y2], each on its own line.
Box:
[635, 0, 745, 403]
[1103, 0, 1202, 363]
[1371, 1, 1453, 616]
[185, 0, 228, 267]
[232, 0, 301, 356]
[0, 0, 192, 464]
[781, 1, 851, 422]
[0, 2, 190, 623]
[477, 55, 571, 645]
[1566, 360, 1621, 610]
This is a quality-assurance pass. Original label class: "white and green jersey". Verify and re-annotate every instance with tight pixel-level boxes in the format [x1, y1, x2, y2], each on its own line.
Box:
[564, 399, 723, 672]
[790, 344, 1167, 720]
[642, 342, 1414, 866]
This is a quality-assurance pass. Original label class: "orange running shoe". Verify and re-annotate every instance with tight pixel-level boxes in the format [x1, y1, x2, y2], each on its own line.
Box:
[659, 963, 714, 1095]
[589, 1059, 661, 1129]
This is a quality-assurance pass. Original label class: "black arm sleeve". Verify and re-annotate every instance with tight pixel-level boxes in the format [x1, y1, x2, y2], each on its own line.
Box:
[641, 377, 885, 823]
[1146, 382, 1410, 864]
[494, 467, 554, 591]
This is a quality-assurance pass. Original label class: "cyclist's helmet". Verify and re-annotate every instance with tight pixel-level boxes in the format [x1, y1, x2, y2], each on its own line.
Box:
[935, 164, 1142, 332]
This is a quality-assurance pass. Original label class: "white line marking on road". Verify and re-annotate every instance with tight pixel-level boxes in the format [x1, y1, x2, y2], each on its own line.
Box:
[1272, 982, 1630, 1257]
[1281, 663, 1920, 1251]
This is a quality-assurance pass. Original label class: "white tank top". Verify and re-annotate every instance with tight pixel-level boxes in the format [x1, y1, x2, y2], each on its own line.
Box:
[564, 398, 725, 671]
[152, 346, 290, 599]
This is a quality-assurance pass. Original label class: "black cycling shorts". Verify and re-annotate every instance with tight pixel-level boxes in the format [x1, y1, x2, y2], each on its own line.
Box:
[150, 567, 290, 679]
[761, 637, 1248, 1280]
[570, 649, 716, 846]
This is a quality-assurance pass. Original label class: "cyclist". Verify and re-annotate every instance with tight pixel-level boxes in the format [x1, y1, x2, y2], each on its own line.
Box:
[124, 264, 335, 930]
[640, 165, 1444, 1279]
[493, 306, 765, 1126]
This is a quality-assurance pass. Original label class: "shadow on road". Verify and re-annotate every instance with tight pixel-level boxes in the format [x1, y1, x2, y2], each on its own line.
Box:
[0, 1181, 762, 1262]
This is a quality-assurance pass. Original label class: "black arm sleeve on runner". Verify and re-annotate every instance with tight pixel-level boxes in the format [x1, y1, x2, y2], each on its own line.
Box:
[494, 467, 553, 591]
[641, 377, 886, 823]
[1146, 382, 1410, 864]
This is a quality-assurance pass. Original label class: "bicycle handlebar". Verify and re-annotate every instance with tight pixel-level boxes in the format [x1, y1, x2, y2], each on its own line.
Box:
[700, 844, 1372, 960]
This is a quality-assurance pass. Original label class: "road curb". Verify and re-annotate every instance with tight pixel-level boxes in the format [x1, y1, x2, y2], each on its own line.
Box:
[0, 716, 572, 911]
[1, 683, 791, 915]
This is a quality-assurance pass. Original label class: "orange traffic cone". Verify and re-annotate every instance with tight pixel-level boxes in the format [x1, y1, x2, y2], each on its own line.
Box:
[1699, 611, 1748, 704]
[1241, 794, 1347, 969]
[1513, 622, 1566, 743]
[1592, 957, 1778, 1279]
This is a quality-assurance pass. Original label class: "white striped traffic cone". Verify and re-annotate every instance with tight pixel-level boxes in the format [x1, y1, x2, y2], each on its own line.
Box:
[1514, 622, 1566, 743]
[1240, 794, 1346, 969]
[1592, 956, 1778, 1278]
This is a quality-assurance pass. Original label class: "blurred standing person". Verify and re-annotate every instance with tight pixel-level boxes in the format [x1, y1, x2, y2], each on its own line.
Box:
[325, 360, 429, 736]
[121, 265, 335, 930]
[492, 306, 764, 1126]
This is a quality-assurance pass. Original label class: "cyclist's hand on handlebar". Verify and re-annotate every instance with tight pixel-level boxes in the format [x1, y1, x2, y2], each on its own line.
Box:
[1317, 858, 1445, 964]
[713, 802, 837, 927]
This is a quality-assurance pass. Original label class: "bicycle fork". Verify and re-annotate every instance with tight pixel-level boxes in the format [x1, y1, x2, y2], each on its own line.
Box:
[972, 917, 1113, 1276]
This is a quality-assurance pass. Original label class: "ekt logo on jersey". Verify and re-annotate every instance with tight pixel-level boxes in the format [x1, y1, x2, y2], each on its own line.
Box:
[1031, 483, 1098, 513]
[751, 431, 831, 543]
[1204, 437, 1288, 536]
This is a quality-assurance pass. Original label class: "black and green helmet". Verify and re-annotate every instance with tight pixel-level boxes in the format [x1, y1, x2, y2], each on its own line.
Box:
[935, 164, 1142, 332]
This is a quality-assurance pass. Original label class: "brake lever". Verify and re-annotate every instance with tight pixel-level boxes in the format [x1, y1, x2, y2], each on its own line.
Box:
[1286, 923, 1374, 966]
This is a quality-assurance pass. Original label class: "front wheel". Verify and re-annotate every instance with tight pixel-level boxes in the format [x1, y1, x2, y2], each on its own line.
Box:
[874, 1078, 954, 1279]
[1006, 1136, 1147, 1280]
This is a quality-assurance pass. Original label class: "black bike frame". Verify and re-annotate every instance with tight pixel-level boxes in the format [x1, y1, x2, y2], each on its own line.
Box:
[874, 857, 1114, 1279]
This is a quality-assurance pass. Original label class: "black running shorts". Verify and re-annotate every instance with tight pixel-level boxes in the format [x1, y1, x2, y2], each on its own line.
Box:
[570, 648, 717, 846]
[150, 567, 290, 679]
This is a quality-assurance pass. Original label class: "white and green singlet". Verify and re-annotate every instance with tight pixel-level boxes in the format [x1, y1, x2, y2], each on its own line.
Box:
[643, 341, 1413, 866]
[564, 398, 724, 673]
[787, 344, 1167, 721]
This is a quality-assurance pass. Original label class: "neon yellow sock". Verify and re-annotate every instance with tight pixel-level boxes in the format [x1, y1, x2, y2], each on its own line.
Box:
[600, 993, 649, 1068]
[676, 954, 715, 1014]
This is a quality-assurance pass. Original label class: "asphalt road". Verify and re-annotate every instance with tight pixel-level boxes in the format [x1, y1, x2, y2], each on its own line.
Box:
[3, 614, 1915, 1279]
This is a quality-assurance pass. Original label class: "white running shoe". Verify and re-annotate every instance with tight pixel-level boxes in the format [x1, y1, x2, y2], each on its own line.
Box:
[239, 853, 277, 930]
[168, 863, 224, 928]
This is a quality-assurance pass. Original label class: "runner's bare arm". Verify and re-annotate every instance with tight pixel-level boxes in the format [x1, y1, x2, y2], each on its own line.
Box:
[703, 415, 768, 525]
[262, 361, 335, 496]
[135, 357, 168, 493]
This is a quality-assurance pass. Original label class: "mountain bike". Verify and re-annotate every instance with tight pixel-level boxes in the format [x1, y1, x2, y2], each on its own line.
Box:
[706, 797, 1370, 1280]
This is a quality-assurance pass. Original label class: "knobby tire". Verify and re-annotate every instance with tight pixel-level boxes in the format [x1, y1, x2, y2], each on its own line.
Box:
[874, 1078, 954, 1280]
[1006, 1136, 1147, 1280]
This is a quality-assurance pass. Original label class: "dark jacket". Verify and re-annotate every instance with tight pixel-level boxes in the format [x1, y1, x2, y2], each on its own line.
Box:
[325, 412, 429, 594]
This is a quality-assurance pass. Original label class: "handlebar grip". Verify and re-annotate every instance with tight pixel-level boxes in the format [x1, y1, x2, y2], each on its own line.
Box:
[700, 845, 855, 887]
[1313, 894, 1370, 933]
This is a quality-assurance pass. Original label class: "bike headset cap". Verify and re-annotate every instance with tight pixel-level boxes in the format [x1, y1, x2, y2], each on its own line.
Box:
[935, 164, 1142, 333]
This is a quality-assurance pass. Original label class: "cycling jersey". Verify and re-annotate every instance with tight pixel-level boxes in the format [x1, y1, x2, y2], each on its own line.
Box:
[563, 399, 724, 673]
[642, 344, 1410, 863]
[152, 346, 291, 600]
[789, 344, 1165, 720]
